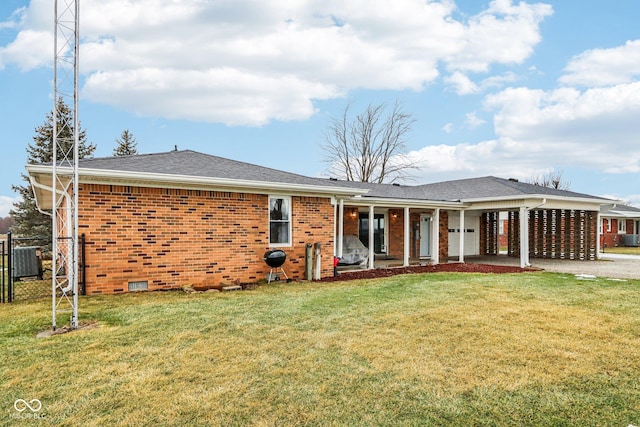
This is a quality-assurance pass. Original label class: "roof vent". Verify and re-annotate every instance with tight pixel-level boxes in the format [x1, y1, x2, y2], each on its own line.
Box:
[392, 183, 400, 187]
[329, 177, 338, 181]
[508, 178, 519, 182]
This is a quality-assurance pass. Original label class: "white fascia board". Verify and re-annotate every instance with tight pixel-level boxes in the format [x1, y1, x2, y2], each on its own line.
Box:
[345, 196, 466, 209]
[608, 210, 640, 218]
[26, 165, 369, 198]
[462, 194, 615, 207]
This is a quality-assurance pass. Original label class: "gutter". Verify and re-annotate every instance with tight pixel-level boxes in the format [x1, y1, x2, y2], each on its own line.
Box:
[527, 198, 547, 210]
[28, 174, 69, 216]
[26, 164, 370, 198]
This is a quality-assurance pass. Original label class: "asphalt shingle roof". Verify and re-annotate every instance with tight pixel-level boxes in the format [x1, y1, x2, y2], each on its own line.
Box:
[76, 150, 611, 203]
[79, 149, 332, 188]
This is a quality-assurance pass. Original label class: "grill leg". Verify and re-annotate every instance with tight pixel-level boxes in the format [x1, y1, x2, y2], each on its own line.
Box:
[267, 268, 288, 284]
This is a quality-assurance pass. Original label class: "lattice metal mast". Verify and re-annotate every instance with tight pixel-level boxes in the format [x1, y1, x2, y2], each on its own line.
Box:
[52, 0, 80, 329]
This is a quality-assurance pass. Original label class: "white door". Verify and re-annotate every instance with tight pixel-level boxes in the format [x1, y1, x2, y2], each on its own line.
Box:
[448, 213, 480, 257]
[420, 215, 431, 258]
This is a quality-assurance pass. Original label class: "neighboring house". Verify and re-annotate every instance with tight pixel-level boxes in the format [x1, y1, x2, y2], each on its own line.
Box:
[27, 150, 614, 295]
[600, 204, 640, 249]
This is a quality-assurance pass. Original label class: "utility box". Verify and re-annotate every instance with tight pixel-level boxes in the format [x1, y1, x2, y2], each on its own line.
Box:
[621, 234, 640, 247]
[12, 246, 43, 281]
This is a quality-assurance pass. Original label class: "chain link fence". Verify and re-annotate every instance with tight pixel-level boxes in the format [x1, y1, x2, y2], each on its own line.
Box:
[1, 233, 85, 303]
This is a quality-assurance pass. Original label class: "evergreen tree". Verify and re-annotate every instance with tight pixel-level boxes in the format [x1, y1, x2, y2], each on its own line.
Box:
[10, 98, 96, 245]
[113, 129, 138, 156]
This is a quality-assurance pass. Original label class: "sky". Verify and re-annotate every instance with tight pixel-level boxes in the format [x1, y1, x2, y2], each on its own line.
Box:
[1, 0, 639, 218]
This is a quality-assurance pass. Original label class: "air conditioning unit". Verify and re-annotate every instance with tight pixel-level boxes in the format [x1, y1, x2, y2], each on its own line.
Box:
[12, 246, 43, 280]
[621, 234, 640, 247]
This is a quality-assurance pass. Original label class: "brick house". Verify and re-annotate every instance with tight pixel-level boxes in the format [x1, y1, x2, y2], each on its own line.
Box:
[27, 150, 614, 295]
[600, 204, 640, 249]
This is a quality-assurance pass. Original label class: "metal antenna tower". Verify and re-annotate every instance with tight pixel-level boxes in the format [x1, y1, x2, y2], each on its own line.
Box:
[52, 0, 80, 330]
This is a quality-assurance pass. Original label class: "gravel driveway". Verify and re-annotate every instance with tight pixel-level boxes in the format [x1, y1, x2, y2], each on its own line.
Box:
[471, 253, 640, 280]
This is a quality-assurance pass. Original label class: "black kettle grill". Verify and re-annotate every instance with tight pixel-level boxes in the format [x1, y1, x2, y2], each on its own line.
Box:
[263, 249, 289, 283]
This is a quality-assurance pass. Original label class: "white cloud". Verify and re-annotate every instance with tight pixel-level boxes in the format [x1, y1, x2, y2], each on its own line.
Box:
[0, 29, 52, 71]
[484, 82, 640, 173]
[408, 81, 640, 180]
[0, 196, 18, 217]
[445, 71, 517, 95]
[465, 112, 485, 129]
[442, 122, 454, 133]
[445, 71, 478, 95]
[405, 138, 544, 183]
[83, 68, 340, 126]
[445, 0, 553, 72]
[1, 0, 552, 125]
[560, 40, 640, 87]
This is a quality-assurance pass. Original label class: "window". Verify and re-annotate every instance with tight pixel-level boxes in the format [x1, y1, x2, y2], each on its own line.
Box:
[618, 219, 626, 234]
[269, 196, 291, 246]
[606, 218, 611, 232]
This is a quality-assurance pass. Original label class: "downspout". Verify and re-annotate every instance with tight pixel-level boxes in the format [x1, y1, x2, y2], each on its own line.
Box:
[28, 175, 61, 218]
[528, 198, 547, 211]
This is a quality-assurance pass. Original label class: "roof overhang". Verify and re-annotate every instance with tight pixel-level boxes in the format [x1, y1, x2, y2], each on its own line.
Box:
[26, 164, 370, 210]
[461, 194, 615, 211]
[345, 195, 466, 209]
[602, 210, 640, 218]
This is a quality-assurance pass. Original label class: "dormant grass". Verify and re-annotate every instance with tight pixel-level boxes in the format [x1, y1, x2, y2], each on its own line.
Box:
[1, 272, 639, 426]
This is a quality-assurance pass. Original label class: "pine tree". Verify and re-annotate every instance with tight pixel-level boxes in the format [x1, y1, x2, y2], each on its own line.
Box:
[113, 129, 138, 156]
[10, 98, 96, 246]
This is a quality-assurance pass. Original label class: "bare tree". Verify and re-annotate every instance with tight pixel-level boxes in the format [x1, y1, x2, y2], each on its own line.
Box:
[529, 170, 571, 190]
[322, 102, 417, 183]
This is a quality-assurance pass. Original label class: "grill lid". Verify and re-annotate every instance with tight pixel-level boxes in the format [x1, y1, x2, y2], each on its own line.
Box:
[264, 249, 286, 268]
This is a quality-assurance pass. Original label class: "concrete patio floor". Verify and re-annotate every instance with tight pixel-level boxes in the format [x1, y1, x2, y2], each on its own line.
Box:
[465, 254, 640, 280]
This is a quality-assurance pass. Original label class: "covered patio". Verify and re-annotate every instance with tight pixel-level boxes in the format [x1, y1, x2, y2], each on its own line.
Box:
[332, 179, 606, 272]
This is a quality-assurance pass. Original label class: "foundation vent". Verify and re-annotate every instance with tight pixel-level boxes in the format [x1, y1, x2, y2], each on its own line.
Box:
[128, 280, 149, 292]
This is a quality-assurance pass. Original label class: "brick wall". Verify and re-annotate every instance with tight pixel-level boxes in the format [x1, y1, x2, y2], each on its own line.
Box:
[342, 207, 359, 236]
[79, 184, 335, 294]
[387, 209, 405, 258]
[439, 210, 449, 261]
[601, 218, 637, 248]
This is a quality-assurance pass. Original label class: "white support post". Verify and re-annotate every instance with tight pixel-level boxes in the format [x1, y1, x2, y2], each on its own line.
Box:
[432, 208, 440, 264]
[368, 205, 375, 269]
[337, 199, 344, 259]
[596, 212, 601, 259]
[459, 210, 465, 263]
[403, 207, 410, 266]
[520, 206, 530, 268]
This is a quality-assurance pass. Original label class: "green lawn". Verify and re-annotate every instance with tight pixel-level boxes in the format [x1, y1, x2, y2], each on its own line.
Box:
[603, 246, 640, 255]
[1, 272, 640, 426]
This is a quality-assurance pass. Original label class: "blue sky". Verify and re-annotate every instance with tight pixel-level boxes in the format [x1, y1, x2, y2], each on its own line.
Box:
[1, 0, 639, 217]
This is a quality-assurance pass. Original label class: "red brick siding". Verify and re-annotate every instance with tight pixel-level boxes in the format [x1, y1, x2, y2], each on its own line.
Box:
[439, 210, 449, 261]
[387, 209, 405, 258]
[79, 184, 334, 294]
[601, 218, 637, 248]
[342, 207, 359, 236]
